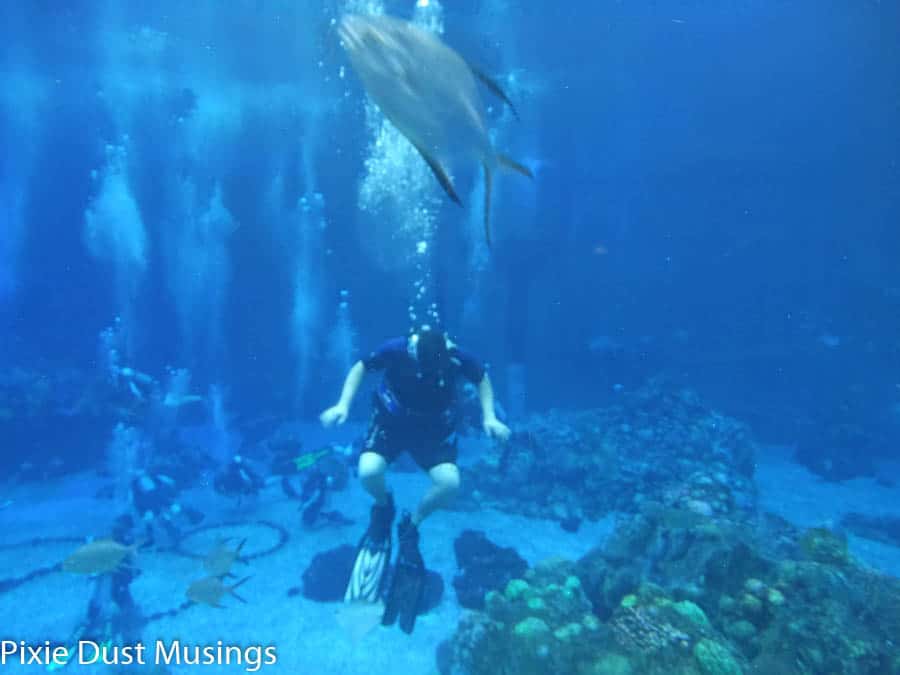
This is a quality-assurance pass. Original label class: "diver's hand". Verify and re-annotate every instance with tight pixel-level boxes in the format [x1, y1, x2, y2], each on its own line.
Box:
[483, 416, 511, 442]
[320, 404, 349, 427]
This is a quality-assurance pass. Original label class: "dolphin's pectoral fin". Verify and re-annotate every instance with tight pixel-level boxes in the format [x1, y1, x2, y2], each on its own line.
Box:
[497, 154, 534, 179]
[470, 67, 520, 121]
[412, 141, 462, 206]
[483, 161, 493, 249]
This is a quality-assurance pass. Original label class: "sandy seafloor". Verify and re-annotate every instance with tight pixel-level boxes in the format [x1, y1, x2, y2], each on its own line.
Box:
[0, 428, 897, 675]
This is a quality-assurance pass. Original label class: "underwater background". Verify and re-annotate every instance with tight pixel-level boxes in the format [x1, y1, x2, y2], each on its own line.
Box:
[1, 1, 899, 674]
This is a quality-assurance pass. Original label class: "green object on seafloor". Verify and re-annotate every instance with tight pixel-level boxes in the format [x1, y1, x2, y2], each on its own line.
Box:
[292, 448, 332, 471]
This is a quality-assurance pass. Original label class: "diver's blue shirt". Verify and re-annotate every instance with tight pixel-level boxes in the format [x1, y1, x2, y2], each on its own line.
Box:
[362, 337, 485, 418]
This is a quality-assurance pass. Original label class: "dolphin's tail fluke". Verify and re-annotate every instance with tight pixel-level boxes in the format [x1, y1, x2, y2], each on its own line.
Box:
[482, 155, 534, 249]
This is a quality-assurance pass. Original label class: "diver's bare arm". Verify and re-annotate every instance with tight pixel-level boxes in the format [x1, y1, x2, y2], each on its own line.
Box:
[478, 373, 499, 422]
[337, 360, 367, 410]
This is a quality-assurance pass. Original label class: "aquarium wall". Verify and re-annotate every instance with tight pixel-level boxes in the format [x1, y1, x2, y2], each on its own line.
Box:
[1, 3, 899, 675]
[1, 0, 897, 461]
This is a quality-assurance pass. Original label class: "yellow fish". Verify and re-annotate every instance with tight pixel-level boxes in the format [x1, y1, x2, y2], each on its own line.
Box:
[334, 602, 386, 643]
[203, 538, 247, 578]
[186, 576, 250, 608]
[61, 539, 140, 575]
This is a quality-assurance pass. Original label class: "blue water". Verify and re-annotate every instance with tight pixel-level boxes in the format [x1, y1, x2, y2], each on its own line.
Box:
[1, 2, 898, 674]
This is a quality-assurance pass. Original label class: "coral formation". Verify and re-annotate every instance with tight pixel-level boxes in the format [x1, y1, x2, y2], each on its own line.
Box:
[452, 530, 529, 610]
[460, 380, 757, 523]
[445, 489, 900, 675]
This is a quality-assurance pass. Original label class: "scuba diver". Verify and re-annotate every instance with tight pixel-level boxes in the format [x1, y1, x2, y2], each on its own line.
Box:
[292, 469, 355, 528]
[50, 515, 145, 672]
[277, 446, 354, 528]
[213, 455, 266, 503]
[320, 325, 510, 633]
[130, 469, 204, 545]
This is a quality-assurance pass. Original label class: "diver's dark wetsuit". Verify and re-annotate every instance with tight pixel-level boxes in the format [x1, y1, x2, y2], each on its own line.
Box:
[362, 337, 485, 470]
[69, 515, 143, 653]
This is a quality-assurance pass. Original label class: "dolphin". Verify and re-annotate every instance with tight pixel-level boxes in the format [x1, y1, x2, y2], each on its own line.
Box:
[338, 13, 533, 247]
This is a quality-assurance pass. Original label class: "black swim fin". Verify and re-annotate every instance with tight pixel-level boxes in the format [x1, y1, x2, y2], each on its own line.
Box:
[382, 513, 426, 634]
[344, 494, 395, 602]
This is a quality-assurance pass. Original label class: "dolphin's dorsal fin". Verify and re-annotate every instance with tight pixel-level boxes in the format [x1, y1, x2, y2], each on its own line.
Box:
[411, 140, 463, 206]
[470, 66, 520, 121]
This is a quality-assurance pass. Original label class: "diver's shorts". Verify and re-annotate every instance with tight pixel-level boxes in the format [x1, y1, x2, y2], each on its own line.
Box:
[362, 400, 459, 471]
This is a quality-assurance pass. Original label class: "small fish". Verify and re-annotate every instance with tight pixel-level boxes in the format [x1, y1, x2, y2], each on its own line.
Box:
[163, 393, 204, 407]
[339, 13, 533, 247]
[587, 335, 623, 355]
[334, 601, 386, 643]
[319, 510, 355, 527]
[818, 333, 841, 349]
[186, 575, 250, 608]
[45, 646, 71, 672]
[292, 448, 332, 472]
[61, 539, 140, 575]
[203, 538, 248, 578]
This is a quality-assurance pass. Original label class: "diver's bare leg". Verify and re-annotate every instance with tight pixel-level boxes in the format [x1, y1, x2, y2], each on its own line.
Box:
[413, 462, 460, 526]
[358, 451, 390, 504]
